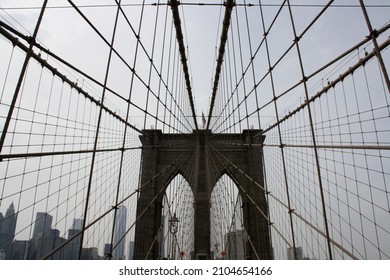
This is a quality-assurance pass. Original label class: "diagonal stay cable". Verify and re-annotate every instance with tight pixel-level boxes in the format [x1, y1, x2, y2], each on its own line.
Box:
[261, 36, 390, 135]
[77, 0, 125, 259]
[0, 18, 187, 133]
[66, 0, 194, 133]
[207, 140, 359, 259]
[110, 148, 197, 256]
[206, 142, 291, 257]
[144, 148, 197, 259]
[0, 24, 143, 135]
[215, 21, 390, 134]
[2, 3, 390, 10]
[206, 142, 270, 222]
[206, 145, 263, 259]
[41, 144, 191, 259]
[0, 18, 192, 135]
[41, 147, 193, 259]
[0, 0, 48, 154]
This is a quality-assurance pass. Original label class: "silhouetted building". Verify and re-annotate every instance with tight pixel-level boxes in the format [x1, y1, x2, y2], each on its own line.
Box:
[0, 248, 6, 260]
[224, 230, 248, 260]
[27, 213, 67, 259]
[103, 243, 113, 259]
[71, 218, 83, 230]
[0, 203, 18, 259]
[0, 212, 3, 228]
[32, 212, 53, 240]
[68, 228, 81, 245]
[113, 206, 127, 260]
[10, 240, 30, 260]
[128, 241, 135, 260]
[287, 246, 304, 260]
[29, 229, 66, 260]
[81, 247, 99, 260]
[63, 218, 83, 259]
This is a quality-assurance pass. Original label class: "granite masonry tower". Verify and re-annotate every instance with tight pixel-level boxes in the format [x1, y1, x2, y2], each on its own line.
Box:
[133, 129, 271, 260]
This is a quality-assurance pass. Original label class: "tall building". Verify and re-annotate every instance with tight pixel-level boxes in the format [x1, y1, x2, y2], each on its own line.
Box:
[29, 229, 66, 260]
[224, 230, 248, 260]
[28, 212, 60, 259]
[9, 240, 30, 260]
[0, 212, 4, 229]
[81, 247, 99, 260]
[113, 205, 127, 260]
[72, 218, 83, 230]
[0, 248, 6, 260]
[103, 243, 113, 259]
[0, 203, 18, 259]
[287, 246, 304, 260]
[63, 218, 83, 259]
[128, 241, 135, 260]
[32, 212, 53, 240]
[68, 218, 83, 246]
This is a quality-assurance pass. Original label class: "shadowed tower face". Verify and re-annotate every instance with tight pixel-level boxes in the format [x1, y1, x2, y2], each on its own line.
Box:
[133, 129, 271, 260]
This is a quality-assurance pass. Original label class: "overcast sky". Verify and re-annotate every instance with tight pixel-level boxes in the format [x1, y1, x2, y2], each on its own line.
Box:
[1, 0, 389, 259]
[1, 0, 388, 124]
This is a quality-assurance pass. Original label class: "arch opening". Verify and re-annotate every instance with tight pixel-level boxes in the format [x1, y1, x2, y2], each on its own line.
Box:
[210, 174, 247, 260]
[160, 174, 194, 260]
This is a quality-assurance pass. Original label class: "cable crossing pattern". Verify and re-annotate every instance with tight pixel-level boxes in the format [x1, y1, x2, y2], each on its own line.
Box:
[0, 0, 389, 260]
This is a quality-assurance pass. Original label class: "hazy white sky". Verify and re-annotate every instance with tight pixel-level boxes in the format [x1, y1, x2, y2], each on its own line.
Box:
[1, 0, 388, 124]
[0, 0, 389, 259]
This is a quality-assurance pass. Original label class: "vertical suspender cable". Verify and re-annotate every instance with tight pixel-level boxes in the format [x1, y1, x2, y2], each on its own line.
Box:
[76, 0, 122, 259]
[257, 0, 298, 259]
[0, 0, 48, 153]
[206, 0, 235, 130]
[169, 0, 199, 131]
[286, 0, 334, 259]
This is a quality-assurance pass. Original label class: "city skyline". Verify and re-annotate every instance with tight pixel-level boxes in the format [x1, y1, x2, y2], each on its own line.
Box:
[0, 205, 133, 259]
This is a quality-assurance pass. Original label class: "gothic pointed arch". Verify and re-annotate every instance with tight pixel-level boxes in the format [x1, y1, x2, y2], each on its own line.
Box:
[133, 129, 272, 260]
[161, 173, 194, 260]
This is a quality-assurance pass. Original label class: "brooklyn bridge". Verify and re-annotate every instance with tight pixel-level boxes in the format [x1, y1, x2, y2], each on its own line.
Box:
[0, 0, 389, 260]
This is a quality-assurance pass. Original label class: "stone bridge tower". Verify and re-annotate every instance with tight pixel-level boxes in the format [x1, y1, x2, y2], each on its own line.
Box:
[133, 129, 271, 260]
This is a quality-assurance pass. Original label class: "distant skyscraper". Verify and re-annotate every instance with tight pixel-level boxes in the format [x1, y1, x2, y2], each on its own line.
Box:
[72, 218, 83, 231]
[81, 247, 99, 260]
[29, 229, 66, 260]
[0, 211, 4, 235]
[68, 218, 83, 246]
[0, 212, 4, 226]
[287, 246, 304, 260]
[63, 218, 83, 260]
[0, 212, 3, 244]
[113, 206, 127, 260]
[128, 241, 135, 260]
[224, 230, 248, 260]
[104, 243, 113, 259]
[9, 240, 29, 260]
[32, 212, 53, 240]
[0, 203, 18, 259]
[0, 248, 6, 260]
